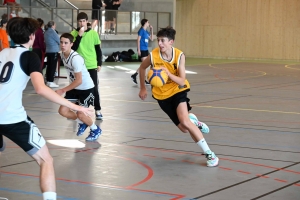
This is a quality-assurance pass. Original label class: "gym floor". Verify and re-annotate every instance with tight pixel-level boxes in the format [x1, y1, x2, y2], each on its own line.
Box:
[0, 58, 300, 200]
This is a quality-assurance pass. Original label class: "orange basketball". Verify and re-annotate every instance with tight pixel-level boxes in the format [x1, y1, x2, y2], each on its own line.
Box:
[147, 68, 168, 87]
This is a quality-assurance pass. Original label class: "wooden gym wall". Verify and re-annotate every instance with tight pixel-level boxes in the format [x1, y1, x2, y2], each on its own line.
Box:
[175, 0, 300, 60]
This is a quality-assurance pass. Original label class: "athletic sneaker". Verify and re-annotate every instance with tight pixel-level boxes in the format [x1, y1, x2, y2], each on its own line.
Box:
[188, 113, 210, 134]
[86, 126, 102, 141]
[145, 80, 150, 85]
[47, 82, 59, 88]
[205, 150, 219, 167]
[77, 123, 88, 136]
[131, 72, 138, 84]
[95, 110, 103, 120]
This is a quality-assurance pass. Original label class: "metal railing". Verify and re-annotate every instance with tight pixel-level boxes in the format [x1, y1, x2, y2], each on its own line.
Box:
[0, 4, 171, 36]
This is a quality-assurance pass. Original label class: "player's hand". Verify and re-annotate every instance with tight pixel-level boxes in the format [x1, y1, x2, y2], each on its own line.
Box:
[149, 25, 153, 30]
[139, 88, 147, 100]
[79, 26, 85, 36]
[97, 66, 101, 72]
[160, 66, 170, 76]
[79, 107, 94, 117]
[138, 50, 141, 56]
[55, 89, 65, 96]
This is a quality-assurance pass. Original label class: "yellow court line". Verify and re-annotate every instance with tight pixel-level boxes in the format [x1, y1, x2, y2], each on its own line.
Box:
[285, 64, 300, 70]
[104, 98, 300, 115]
[193, 105, 300, 115]
[209, 64, 267, 78]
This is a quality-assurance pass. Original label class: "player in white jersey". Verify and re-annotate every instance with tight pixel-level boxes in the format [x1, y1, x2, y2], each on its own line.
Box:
[0, 18, 93, 200]
[56, 33, 101, 141]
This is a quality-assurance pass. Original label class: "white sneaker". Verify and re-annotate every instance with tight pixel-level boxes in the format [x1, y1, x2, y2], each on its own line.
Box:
[47, 82, 59, 88]
[95, 110, 103, 120]
[205, 150, 219, 167]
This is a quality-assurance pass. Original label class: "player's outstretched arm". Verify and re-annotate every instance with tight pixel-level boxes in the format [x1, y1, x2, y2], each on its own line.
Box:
[30, 72, 93, 116]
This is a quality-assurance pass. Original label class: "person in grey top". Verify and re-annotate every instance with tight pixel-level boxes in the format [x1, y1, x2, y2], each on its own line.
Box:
[44, 21, 60, 88]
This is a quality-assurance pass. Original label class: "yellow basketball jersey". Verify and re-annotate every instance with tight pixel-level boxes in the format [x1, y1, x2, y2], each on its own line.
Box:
[150, 47, 190, 100]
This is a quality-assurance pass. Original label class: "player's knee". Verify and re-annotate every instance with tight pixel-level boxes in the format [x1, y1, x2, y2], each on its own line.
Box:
[58, 106, 67, 117]
[179, 118, 192, 130]
[77, 111, 85, 120]
[0, 141, 6, 152]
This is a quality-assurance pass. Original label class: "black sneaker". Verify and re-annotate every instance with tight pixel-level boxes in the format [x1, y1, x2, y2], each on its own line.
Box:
[131, 73, 138, 84]
[145, 80, 150, 85]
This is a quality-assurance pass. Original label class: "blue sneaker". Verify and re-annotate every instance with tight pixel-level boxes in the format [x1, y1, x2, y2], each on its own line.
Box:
[77, 123, 88, 136]
[205, 150, 219, 167]
[188, 113, 210, 134]
[86, 126, 102, 141]
[96, 110, 103, 120]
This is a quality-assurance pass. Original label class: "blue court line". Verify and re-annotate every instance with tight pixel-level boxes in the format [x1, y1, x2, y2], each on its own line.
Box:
[1, 174, 190, 200]
[0, 187, 79, 200]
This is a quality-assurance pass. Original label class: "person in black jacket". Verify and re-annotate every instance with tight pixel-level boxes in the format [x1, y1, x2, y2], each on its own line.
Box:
[104, 0, 122, 34]
[91, 0, 106, 30]
[111, 0, 122, 34]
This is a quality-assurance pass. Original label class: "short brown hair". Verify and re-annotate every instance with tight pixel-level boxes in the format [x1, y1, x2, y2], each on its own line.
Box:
[60, 33, 74, 43]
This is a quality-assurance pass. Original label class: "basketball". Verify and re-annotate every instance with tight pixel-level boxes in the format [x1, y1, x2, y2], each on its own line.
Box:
[147, 68, 168, 87]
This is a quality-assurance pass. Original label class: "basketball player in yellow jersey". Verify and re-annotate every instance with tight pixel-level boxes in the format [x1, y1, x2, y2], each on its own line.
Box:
[139, 27, 219, 167]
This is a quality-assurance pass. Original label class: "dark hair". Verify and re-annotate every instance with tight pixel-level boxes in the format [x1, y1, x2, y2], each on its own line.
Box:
[77, 12, 88, 21]
[156, 26, 176, 41]
[60, 33, 74, 43]
[36, 18, 44, 27]
[45, 20, 55, 31]
[0, 14, 8, 27]
[141, 19, 148, 27]
[7, 17, 39, 44]
[1, 14, 7, 20]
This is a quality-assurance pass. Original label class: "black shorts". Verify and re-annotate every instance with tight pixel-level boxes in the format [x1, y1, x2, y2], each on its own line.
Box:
[105, 10, 116, 21]
[92, 9, 101, 20]
[157, 91, 191, 126]
[0, 116, 46, 156]
[140, 50, 149, 59]
[65, 88, 95, 107]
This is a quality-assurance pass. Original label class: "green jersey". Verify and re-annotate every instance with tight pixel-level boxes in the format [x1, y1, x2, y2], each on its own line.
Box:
[71, 29, 101, 69]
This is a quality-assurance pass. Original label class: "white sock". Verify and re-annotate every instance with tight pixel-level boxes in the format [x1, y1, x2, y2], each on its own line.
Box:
[76, 119, 83, 124]
[43, 192, 57, 200]
[90, 123, 97, 130]
[197, 138, 210, 153]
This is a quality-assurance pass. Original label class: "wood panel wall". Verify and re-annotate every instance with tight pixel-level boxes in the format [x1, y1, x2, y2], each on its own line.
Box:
[175, 0, 300, 60]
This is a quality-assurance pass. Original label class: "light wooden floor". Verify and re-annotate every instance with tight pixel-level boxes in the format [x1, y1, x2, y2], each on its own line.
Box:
[1, 60, 300, 200]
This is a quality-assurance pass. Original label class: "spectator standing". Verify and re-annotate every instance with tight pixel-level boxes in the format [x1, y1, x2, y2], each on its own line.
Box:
[91, 0, 106, 30]
[110, 0, 122, 34]
[44, 21, 60, 88]
[32, 18, 46, 71]
[0, 15, 9, 51]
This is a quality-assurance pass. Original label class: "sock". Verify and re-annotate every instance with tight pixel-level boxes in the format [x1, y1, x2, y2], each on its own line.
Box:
[76, 119, 83, 124]
[43, 192, 57, 200]
[90, 123, 97, 130]
[197, 138, 210, 153]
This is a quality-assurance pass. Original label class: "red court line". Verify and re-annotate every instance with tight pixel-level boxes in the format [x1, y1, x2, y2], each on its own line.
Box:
[294, 183, 300, 187]
[237, 170, 251, 174]
[221, 157, 300, 174]
[181, 160, 195, 164]
[143, 154, 156, 158]
[162, 157, 176, 160]
[274, 178, 288, 183]
[256, 174, 269, 178]
[219, 167, 232, 171]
